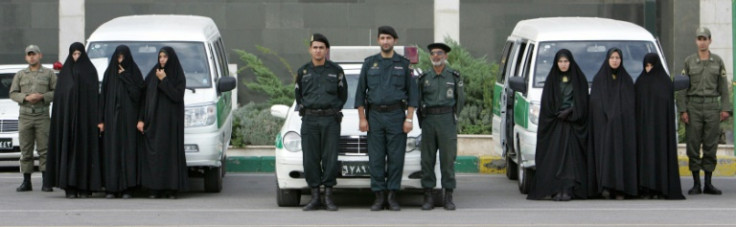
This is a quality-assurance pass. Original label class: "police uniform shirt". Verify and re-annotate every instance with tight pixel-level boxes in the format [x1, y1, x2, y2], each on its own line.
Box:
[418, 66, 464, 114]
[295, 60, 347, 110]
[354, 53, 418, 108]
[676, 52, 733, 113]
[9, 66, 57, 114]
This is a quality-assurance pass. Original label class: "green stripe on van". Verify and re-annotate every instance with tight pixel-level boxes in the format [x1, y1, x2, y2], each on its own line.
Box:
[492, 83, 503, 116]
[513, 92, 528, 129]
[216, 91, 232, 127]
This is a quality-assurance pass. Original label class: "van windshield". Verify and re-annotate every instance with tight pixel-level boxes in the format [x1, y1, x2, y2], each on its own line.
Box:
[87, 42, 212, 88]
[533, 41, 658, 88]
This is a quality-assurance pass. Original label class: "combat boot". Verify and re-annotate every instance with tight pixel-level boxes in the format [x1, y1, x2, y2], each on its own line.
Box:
[703, 172, 722, 195]
[421, 188, 434, 210]
[444, 189, 456, 210]
[16, 173, 32, 192]
[370, 191, 385, 211]
[387, 190, 400, 211]
[688, 171, 702, 195]
[302, 187, 321, 211]
[323, 187, 338, 211]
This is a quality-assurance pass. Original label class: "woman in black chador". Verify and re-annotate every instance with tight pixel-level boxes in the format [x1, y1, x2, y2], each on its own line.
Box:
[46, 42, 102, 198]
[527, 49, 589, 201]
[587, 48, 637, 200]
[101, 45, 145, 199]
[138, 46, 187, 199]
[635, 53, 685, 200]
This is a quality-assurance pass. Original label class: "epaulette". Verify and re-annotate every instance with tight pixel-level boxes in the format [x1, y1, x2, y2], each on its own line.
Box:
[451, 70, 461, 78]
[417, 72, 427, 80]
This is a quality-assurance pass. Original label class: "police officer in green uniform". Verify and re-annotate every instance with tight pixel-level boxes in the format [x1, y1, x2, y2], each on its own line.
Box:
[418, 43, 464, 211]
[295, 34, 347, 211]
[676, 27, 732, 195]
[9, 45, 56, 192]
[355, 26, 418, 211]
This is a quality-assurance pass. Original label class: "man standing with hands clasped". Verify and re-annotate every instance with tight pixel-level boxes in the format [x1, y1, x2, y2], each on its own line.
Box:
[355, 26, 418, 211]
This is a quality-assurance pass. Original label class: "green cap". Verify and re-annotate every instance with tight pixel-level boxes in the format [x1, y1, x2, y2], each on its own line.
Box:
[696, 27, 711, 38]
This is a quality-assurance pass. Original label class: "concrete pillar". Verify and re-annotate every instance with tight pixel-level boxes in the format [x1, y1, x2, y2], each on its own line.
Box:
[58, 0, 85, 61]
[700, 0, 733, 84]
[434, 0, 459, 43]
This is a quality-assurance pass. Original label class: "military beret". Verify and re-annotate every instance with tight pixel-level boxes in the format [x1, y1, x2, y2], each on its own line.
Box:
[696, 27, 711, 38]
[377, 26, 398, 39]
[310, 33, 330, 48]
[427, 43, 451, 53]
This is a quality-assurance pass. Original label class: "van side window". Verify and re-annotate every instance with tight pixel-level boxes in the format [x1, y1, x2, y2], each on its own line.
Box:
[513, 42, 528, 77]
[522, 44, 535, 87]
[214, 38, 230, 79]
[497, 42, 513, 83]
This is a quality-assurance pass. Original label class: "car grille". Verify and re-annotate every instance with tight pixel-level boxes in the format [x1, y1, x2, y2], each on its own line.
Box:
[0, 120, 18, 132]
[339, 136, 367, 155]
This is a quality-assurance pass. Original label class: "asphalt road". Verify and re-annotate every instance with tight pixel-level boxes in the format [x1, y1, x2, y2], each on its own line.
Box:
[1, 169, 735, 226]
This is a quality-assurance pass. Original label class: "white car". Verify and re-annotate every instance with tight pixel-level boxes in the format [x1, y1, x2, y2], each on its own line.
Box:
[271, 47, 443, 206]
[0, 64, 57, 162]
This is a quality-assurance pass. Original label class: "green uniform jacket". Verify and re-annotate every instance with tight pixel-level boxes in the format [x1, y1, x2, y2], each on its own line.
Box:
[354, 53, 418, 108]
[676, 52, 733, 113]
[9, 66, 57, 114]
[295, 60, 347, 109]
[417, 66, 465, 115]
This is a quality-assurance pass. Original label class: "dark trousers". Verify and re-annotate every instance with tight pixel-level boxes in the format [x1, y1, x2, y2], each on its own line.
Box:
[420, 113, 457, 189]
[301, 115, 340, 188]
[686, 100, 721, 172]
[367, 109, 406, 191]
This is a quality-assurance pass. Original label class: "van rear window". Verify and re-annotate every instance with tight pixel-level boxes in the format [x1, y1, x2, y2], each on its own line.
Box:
[533, 41, 658, 88]
[88, 42, 212, 89]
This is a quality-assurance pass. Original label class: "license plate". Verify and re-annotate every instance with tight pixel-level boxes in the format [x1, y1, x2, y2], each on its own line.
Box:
[0, 138, 11, 150]
[340, 161, 370, 177]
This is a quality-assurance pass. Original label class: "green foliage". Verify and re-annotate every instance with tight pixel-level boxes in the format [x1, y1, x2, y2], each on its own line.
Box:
[231, 102, 285, 147]
[416, 38, 498, 134]
[234, 46, 295, 106]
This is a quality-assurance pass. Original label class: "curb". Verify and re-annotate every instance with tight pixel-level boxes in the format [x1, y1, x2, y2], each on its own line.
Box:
[225, 155, 736, 176]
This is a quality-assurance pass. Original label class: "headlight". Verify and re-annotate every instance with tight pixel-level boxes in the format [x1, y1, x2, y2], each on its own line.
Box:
[406, 135, 421, 153]
[529, 101, 541, 125]
[185, 103, 217, 127]
[283, 131, 302, 152]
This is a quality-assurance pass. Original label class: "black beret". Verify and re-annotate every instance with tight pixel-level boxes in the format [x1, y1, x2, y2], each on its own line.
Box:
[377, 26, 398, 39]
[427, 43, 451, 53]
[310, 33, 330, 48]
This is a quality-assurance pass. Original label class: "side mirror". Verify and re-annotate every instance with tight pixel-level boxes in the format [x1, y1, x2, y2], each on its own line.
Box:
[673, 74, 690, 91]
[270, 104, 290, 119]
[216, 76, 237, 93]
[508, 77, 526, 94]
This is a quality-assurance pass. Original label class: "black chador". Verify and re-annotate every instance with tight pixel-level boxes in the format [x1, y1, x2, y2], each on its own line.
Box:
[139, 46, 188, 197]
[587, 48, 638, 198]
[635, 53, 685, 200]
[101, 45, 145, 197]
[46, 42, 102, 198]
[527, 49, 589, 201]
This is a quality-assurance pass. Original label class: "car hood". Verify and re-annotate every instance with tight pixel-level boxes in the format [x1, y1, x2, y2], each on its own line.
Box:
[0, 99, 19, 120]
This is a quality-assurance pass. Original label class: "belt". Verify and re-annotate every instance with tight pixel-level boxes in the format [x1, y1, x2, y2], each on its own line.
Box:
[424, 106, 454, 115]
[369, 103, 403, 112]
[20, 106, 49, 114]
[688, 96, 718, 103]
[304, 108, 339, 116]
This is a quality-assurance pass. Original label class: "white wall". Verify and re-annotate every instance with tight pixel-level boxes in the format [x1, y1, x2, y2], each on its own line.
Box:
[701, 0, 733, 81]
[58, 0, 85, 61]
[434, 0, 460, 43]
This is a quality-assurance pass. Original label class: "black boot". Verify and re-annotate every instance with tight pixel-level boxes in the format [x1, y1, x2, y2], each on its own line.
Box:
[323, 187, 338, 211]
[387, 190, 400, 211]
[421, 188, 434, 210]
[302, 187, 321, 211]
[688, 171, 702, 195]
[41, 171, 52, 192]
[444, 189, 456, 210]
[370, 191, 385, 211]
[16, 173, 32, 192]
[703, 171, 722, 195]
[65, 188, 78, 199]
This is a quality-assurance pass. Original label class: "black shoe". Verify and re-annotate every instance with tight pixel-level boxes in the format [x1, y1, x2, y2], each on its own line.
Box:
[421, 188, 434, 210]
[703, 171, 722, 195]
[302, 188, 321, 211]
[149, 191, 161, 199]
[122, 193, 132, 199]
[387, 190, 400, 211]
[444, 189, 456, 210]
[558, 192, 572, 201]
[105, 193, 115, 199]
[41, 186, 53, 192]
[688, 184, 702, 195]
[78, 191, 91, 198]
[16, 173, 32, 192]
[323, 187, 338, 211]
[168, 192, 178, 199]
[370, 191, 385, 211]
[65, 189, 78, 199]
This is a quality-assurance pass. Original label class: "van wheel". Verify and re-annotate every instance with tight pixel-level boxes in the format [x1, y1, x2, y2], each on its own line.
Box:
[204, 166, 223, 193]
[221, 155, 228, 178]
[517, 152, 534, 194]
[432, 189, 445, 207]
[505, 154, 518, 180]
[276, 182, 301, 207]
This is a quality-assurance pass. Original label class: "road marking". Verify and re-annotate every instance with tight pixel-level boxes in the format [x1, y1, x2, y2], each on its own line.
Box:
[1, 207, 735, 213]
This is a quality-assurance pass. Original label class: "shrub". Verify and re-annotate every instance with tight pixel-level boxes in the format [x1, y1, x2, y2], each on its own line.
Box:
[231, 102, 284, 147]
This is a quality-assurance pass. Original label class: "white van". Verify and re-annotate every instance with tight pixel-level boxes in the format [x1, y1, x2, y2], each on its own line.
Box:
[86, 15, 237, 192]
[491, 17, 682, 194]
[270, 46, 444, 206]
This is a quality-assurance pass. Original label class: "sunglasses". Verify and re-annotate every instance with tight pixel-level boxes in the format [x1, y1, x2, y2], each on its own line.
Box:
[430, 50, 445, 56]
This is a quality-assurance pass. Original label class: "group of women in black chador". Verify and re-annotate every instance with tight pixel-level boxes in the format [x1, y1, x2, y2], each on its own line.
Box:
[44, 43, 188, 199]
[528, 48, 685, 201]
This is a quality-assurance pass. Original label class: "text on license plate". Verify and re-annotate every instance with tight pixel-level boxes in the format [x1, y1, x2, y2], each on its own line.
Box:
[0, 138, 12, 150]
[341, 161, 370, 177]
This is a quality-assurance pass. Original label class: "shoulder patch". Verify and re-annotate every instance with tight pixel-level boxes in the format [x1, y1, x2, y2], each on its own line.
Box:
[451, 70, 461, 78]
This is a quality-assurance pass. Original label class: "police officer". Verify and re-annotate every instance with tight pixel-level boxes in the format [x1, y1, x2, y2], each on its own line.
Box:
[418, 43, 464, 210]
[355, 26, 418, 211]
[9, 45, 56, 192]
[295, 33, 347, 211]
[677, 27, 732, 195]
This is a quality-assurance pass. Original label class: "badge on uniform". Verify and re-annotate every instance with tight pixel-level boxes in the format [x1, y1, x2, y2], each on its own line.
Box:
[447, 88, 454, 98]
[303, 69, 307, 74]
[424, 79, 430, 87]
[328, 74, 337, 78]
[393, 66, 403, 70]
[372, 62, 379, 69]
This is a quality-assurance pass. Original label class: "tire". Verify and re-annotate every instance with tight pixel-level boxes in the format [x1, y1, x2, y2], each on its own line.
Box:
[517, 150, 534, 194]
[204, 166, 223, 193]
[505, 153, 518, 180]
[221, 155, 227, 178]
[432, 189, 445, 207]
[276, 182, 301, 207]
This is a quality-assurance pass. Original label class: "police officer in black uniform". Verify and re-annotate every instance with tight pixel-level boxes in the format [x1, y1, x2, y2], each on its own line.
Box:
[355, 26, 419, 211]
[295, 33, 347, 211]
